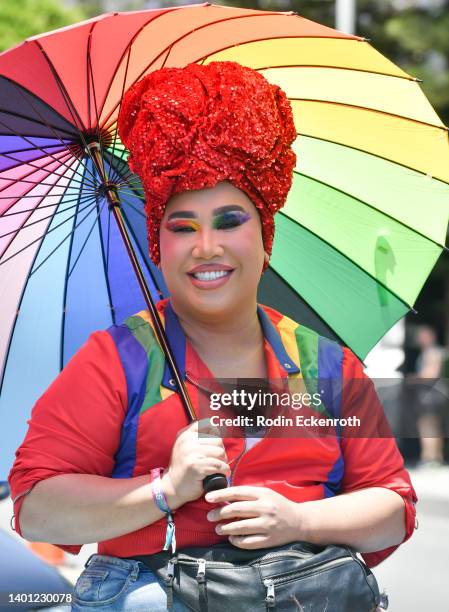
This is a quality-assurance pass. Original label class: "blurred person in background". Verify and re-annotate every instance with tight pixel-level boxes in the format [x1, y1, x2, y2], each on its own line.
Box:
[410, 325, 447, 467]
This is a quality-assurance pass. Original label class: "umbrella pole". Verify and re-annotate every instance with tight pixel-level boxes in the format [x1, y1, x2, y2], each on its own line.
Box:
[87, 143, 196, 420]
[87, 143, 227, 492]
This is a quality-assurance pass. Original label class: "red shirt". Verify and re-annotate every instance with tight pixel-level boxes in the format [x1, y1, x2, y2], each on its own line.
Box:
[8, 301, 417, 567]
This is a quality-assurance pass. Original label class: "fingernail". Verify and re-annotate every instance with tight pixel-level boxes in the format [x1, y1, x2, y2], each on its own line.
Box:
[205, 493, 216, 502]
[206, 512, 214, 521]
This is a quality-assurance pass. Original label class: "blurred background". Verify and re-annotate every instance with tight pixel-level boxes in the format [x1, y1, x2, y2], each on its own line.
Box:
[0, 0, 448, 610]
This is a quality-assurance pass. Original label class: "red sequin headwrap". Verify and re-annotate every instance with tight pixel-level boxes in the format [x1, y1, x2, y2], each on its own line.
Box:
[118, 61, 297, 267]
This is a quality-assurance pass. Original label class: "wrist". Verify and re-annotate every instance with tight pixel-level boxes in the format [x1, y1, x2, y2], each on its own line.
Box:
[293, 500, 315, 543]
[161, 471, 183, 511]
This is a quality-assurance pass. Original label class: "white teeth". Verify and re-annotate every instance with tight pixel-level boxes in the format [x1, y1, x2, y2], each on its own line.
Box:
[193, 270, 230, 281]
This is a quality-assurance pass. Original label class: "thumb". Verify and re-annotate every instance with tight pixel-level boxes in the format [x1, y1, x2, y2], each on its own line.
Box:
[196, 417, 224, 439]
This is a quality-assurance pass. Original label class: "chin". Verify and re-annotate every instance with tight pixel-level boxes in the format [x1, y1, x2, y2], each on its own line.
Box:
[188, 294, 234, 319]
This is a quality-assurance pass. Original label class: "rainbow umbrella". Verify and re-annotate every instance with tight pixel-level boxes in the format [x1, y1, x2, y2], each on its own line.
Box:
[1, 4, 449, 477]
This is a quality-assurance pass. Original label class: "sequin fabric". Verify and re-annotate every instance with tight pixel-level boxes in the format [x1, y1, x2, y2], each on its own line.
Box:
[118, 61, 297, 268]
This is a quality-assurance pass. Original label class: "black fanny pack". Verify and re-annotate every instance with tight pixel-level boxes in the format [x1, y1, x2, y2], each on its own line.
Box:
[133, 541, 385, 612]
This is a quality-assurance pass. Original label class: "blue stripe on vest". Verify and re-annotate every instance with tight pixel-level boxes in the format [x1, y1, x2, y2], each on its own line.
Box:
[318, 336, 345, 498]
[107, 325, 149, 478]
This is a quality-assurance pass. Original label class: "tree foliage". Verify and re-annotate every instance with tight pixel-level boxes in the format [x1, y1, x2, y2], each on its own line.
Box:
[0, 0, 86, 52]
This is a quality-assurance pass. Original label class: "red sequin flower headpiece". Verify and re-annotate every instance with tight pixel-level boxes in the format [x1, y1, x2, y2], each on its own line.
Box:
[118, 61, 297, 267]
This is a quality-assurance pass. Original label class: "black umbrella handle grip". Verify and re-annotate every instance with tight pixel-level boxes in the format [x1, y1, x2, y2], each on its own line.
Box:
[203, 473, 228, 493]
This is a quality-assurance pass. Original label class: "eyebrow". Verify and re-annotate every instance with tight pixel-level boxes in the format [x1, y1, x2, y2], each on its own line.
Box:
[167, 205, 246, 221]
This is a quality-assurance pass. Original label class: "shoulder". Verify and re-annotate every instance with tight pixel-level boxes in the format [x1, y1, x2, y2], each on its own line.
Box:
[106, 299, 169, 349]
[259, 302, 347, 361]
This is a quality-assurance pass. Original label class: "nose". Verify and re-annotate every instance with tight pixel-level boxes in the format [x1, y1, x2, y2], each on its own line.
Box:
[191, 226, 224, 260]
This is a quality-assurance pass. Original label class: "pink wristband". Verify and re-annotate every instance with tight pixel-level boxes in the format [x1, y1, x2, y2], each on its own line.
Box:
[150, 468, 171, 514]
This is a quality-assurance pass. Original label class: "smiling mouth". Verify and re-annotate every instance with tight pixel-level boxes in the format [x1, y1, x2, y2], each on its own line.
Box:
[189, 270, 233, 282]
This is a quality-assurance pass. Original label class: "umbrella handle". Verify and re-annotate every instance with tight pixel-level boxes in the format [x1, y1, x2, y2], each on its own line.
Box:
[203, 473, 228, 492]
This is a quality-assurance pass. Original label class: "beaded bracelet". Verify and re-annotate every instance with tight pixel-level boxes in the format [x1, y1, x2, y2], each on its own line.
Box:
[150, 468, 176, 553]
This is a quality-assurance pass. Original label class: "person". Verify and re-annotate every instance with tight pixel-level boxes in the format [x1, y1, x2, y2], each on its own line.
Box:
[8, 61, 416, 611]
[411, 325, 447, 466]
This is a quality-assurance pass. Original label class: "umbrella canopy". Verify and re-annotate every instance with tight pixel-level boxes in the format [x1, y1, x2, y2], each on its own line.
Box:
[1, 4, 448, 477]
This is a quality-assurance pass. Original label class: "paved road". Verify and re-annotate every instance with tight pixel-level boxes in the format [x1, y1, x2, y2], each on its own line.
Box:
[1, 466, 448, 610]
[373, 466, 449, 611]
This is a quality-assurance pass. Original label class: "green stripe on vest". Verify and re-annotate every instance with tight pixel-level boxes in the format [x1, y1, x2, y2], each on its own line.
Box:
[295, 325, 333, 418]
[123, 315, 165, 414]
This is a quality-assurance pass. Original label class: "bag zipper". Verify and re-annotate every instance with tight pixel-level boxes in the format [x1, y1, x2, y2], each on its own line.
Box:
[175, 548, 327, 568]
[252, 549, 311, 563]
[196, 558, 206, 583]
[269, 555, 353, 586]
[261, 556, 356, 610]
[164, 559, 176, 610]
[264, 579, 275, 608]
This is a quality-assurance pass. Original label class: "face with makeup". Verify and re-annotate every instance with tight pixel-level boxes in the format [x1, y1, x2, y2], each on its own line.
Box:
[159, 181, 266, 321]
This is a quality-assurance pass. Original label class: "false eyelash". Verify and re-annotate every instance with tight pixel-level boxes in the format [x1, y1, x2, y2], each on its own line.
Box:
[165, 220, 199, 232]
[214, 211, 251, 230]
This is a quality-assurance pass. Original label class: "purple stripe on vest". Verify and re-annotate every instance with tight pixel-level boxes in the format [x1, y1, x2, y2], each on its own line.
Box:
[107, 325, 149, 478]
[318, 336, 345, 498]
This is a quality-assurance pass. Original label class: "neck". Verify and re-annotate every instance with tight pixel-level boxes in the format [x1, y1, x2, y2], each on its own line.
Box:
[169, 298, 264, 361]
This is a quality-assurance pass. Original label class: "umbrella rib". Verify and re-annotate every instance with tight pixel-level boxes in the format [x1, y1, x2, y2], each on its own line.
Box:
[0, 194, 97, 240]
[67, 199, 106, 279]
[100, 11, 305, 130]
[0, 114, 96, 185]
[0, 108, 75, 138]
[277, 210, 417, 313]
[86, 21, 109, 180]
[0, 194, 97, 267]
[0, 166, 93, 393]
[96, 7, 183, 123]
[290, 97, 448, 132]
[1, 195, 95, 217]
[301, 133, 449, 189]
[117, 179, 144, 190]
[108, 158, 138, 189]
[9, 77, 89, 159]
[0, 143, 65, 156]
[120, 203, 164, 300]
[101, 133, 139, 188]
[112, 167, 138, 189]
[105, 47, 132, 184]
[0, 150, 98, 190]
[27, 196, 100, 278]
[117, 190, 145, 205]
[0, 193, 76, 203]
[103, 149, 143, 197]
[0, 165, 96, 205]
[105, 209, 112, 301]
[59, 163, 90, 370]
[1, 73, 80, 135]
[0, 109, 96, 190]
[0, 155, 79, 228]
[265, 265, 351, 352]
[294, 168, 449, 251]
[253, 62, 417, 83]
[0, 172, 92, 196]
[0, 149, 72, 190]
[35, 40, 104, 186]
[95, 202, 116, 326]
[86, 22, 94, 135]
[34, 40, 86, 134]
[119, 182, 144, 194]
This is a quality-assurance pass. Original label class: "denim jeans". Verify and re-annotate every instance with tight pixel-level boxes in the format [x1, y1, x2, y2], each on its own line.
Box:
[71, 554, 189, 611]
